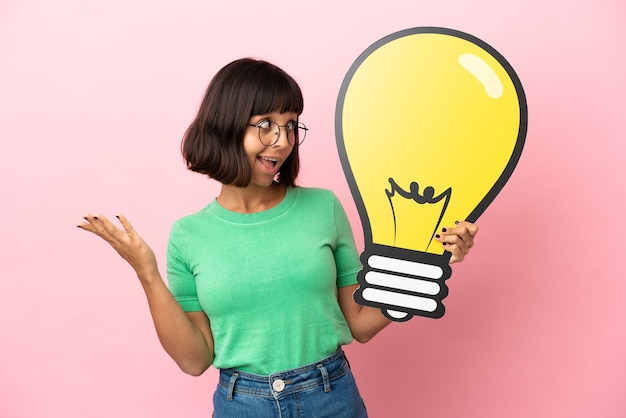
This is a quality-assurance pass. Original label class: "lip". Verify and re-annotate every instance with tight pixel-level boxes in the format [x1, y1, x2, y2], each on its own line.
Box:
[256, 155, 283, 173]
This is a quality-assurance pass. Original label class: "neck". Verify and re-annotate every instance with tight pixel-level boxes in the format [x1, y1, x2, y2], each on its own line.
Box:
[217, 182, 288, 214]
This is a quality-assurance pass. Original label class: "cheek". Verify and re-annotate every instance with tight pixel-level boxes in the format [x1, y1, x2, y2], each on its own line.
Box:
[242, 136, 262, 156]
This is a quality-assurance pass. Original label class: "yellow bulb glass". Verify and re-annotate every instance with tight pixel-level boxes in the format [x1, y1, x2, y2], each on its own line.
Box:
[336, 28, 526, 320]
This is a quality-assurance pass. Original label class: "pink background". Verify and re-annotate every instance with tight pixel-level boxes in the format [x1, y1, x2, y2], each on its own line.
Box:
[1, 0, 625, 417]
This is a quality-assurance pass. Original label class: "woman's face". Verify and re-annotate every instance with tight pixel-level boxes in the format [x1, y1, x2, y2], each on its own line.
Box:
[243, 110, 297, 188]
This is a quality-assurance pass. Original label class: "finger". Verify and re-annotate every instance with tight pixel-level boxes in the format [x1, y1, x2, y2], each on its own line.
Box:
[115, 213, 136, 236]
[92, 213, 122, 235]
[446, 233, 470, 255]
[440, 224, 475, 249]
[437, 238, 464, 262]
[79, 213, 123, 242]
[435, 226, 471, 251]
[78, 213, 102, 232]
[446, 244, 465, 264]
[87, 213, 114, 235]
[76, 216, 96, 232]
[457, 227, 474, 249]
[433, 235, 467, 260]
[444, 233, 473, 261]
[435, 221, 479, 264]
[454, 221, 479, 238]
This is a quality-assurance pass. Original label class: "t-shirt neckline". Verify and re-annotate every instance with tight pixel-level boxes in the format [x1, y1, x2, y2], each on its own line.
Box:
[206, 186, 298, 224]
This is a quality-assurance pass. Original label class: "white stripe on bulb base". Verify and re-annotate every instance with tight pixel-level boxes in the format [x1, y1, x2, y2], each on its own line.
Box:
[353, 245, 452, 320]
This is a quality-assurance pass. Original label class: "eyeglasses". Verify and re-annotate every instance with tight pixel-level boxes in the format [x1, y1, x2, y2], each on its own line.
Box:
[247, 119, 308, 146]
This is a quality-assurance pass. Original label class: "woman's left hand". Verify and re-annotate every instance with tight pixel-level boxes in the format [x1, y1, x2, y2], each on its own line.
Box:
[434, 221, 479, 264]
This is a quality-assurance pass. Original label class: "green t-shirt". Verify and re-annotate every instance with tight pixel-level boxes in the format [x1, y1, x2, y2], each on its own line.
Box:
[166, 187, 361, 375]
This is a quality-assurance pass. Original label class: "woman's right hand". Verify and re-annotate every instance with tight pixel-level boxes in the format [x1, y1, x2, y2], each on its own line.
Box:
[78, 213, 215, 374]
[77, 213, 158, 280]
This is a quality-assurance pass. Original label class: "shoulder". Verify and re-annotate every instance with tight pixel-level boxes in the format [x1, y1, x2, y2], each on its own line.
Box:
[293, 186, 339, 204]
[290, 187, 349, 224]
[169, 204, 214, 235]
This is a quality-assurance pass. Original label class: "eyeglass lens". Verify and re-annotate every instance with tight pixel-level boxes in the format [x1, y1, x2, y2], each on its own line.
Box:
[258, 121, 306, 146]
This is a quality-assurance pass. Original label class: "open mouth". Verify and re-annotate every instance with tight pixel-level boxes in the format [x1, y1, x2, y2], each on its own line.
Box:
[258, 156, 278, 169]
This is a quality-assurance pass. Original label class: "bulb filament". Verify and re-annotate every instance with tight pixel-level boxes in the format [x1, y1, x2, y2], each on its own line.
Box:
[385, 178, 452, 250]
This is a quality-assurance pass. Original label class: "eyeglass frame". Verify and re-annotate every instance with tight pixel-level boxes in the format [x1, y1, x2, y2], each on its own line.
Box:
[247, 119, 308, 146]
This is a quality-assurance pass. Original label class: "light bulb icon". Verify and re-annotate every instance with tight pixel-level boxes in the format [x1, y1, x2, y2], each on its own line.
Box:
[335, 27, 527, 321]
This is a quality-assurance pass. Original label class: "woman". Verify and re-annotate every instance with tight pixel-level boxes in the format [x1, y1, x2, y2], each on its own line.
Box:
[77, 58, 478, 417]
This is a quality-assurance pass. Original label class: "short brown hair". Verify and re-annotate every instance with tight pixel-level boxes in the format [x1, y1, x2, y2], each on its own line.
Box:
[181, 58, 304, 187]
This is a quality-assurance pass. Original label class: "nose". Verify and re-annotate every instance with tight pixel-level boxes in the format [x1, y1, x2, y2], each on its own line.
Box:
[272, 124, 292, 147]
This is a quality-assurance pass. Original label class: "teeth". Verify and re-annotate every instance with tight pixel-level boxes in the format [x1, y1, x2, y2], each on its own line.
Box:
[260, 156, 278, 168]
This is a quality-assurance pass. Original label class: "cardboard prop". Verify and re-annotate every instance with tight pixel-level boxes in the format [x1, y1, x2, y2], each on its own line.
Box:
[335, 27, 527, 321]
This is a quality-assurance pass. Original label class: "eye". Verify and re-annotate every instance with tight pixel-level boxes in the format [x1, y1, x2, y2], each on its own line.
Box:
[286, 121, 297, 131]
[256, 119, 272, 129]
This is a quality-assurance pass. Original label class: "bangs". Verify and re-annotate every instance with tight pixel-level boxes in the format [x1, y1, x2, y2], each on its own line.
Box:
[250, 67, 304, 116]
